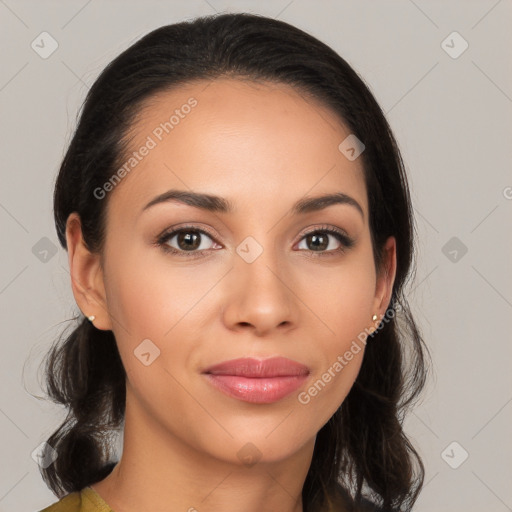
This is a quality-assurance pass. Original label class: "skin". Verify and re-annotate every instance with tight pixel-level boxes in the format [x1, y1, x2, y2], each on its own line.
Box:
[66, 78, 396, 512]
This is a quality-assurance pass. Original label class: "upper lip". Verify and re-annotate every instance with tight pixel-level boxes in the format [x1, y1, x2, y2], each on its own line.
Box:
[202, 357, 310, 378]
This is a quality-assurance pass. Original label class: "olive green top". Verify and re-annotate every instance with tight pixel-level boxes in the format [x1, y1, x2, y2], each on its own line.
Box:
[39, 483, 384, 511]
[39, 486, 114, 512]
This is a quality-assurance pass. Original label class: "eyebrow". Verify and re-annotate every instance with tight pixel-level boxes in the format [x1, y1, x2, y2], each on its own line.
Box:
[142, 189, 364, 219]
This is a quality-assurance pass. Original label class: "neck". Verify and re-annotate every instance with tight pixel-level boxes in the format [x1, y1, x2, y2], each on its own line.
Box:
[91, 387, 315, 512]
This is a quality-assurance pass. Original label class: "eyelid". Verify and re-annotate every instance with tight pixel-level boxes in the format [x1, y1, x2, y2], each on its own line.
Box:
[157, 222, 216, 238]
[299, 224, 351, 240]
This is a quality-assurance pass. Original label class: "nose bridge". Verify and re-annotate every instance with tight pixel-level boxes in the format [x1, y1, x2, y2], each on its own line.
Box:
[236, 232, 289, 297]
[224, 232, 297, 332]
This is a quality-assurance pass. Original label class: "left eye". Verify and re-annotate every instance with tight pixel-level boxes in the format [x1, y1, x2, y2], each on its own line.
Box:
[297, 229, 348, 253]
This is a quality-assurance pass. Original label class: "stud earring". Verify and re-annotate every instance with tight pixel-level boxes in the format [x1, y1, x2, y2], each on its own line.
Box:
[88, 315, 96, 322]
[368, 313, 379, 335]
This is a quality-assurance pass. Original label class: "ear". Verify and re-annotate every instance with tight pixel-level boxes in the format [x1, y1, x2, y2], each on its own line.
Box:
[372, 236, 397, 320]
[65, 212, 112, 330]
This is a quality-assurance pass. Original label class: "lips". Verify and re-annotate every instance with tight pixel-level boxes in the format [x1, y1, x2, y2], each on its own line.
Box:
[202, 357, 310, 404]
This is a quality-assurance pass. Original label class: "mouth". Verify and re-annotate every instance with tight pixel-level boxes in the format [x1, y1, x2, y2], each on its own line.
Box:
[202, 356, 310, 404]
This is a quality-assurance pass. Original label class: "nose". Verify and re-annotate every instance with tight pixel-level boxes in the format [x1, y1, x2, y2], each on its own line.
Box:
[221, 249, 299, 337]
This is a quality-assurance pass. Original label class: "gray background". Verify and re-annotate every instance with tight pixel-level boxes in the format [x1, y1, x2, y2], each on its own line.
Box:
[1, 1, 511, 510]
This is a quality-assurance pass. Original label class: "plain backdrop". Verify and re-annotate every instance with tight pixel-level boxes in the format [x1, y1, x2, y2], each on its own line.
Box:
[0, 1, 511, 511]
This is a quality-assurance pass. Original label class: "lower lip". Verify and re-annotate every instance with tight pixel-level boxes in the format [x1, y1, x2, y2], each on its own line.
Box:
[204, 374, 309, 404]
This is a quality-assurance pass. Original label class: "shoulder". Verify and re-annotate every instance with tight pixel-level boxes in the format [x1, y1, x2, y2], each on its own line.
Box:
[39, 486, 113, 512]
[39, 491, 81, 512]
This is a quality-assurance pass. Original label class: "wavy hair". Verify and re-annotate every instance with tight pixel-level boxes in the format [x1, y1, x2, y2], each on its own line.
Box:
[40, 12, 430, 512]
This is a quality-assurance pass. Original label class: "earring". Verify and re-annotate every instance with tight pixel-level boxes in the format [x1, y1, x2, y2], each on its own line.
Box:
[368, 314, 378, 334]
[88, 315, 96, 322]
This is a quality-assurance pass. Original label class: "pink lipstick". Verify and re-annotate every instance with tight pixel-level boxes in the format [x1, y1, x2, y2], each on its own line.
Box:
[202, 357, 310, 404]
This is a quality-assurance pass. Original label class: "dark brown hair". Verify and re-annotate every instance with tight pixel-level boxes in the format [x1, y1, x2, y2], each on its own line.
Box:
[41, 12, 429, 512]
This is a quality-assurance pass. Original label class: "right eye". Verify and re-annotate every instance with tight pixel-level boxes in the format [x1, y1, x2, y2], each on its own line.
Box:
[156, 225, 221, 258]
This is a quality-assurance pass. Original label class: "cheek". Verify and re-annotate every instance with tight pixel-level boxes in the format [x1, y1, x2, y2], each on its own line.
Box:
[327, 272, 375, 367]
[294, 254, 375, 417]
[102, 245, 224, 395]
[103, 241, 214, 336]
[102, 250, 199, 412]
[298, 254, 376, 339]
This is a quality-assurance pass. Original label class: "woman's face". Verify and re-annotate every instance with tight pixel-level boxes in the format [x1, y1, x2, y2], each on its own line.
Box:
[72, 78, 396, 466]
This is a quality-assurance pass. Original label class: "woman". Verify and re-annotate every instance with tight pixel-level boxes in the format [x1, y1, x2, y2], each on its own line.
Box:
[39, 12, 429, 512]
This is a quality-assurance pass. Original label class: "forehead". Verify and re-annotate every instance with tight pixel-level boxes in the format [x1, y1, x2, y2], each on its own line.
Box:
[108, 78, 368, 222]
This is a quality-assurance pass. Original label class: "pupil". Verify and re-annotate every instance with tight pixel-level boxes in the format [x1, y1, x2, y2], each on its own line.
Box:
[310, 233, 327, 251]
[179, 232, 200, 250]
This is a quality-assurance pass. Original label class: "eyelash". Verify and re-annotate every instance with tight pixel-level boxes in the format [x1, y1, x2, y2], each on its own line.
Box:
[154, 224, 354, 260]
